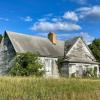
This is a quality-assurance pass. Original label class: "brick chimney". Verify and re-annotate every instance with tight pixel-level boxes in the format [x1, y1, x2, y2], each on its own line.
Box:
[48, 32, 56, 44]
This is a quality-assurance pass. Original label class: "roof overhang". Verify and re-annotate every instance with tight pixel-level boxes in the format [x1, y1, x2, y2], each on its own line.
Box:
[63, 60, 99, 64]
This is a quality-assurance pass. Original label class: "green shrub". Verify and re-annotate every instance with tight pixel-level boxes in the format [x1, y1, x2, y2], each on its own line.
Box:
[85, 68, 97, 77]
[8, 52, 44, 76]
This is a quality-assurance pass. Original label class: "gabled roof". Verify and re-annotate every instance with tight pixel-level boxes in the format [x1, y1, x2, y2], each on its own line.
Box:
[64, 37, 80, 54]
[5, 31, 65, 58]
[64, 37, 98, 64]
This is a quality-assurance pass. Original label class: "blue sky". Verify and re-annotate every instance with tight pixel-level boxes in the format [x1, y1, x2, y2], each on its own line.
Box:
[0, 0, 100, 43]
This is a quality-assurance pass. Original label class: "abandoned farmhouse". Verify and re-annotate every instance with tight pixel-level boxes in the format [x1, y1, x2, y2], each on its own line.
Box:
[0, 31, 99, 77]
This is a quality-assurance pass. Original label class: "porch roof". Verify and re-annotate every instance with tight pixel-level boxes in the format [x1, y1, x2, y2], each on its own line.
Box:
[64, 59, 99, 64]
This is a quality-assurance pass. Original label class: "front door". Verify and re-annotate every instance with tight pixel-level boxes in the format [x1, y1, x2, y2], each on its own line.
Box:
[45, 59, 52, 76]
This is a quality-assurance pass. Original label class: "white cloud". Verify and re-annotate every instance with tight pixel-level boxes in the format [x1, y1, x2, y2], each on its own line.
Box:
[76, 7, 91, 12]
[0, 18, 9, 21]
[51, 17, 62, 22]
[51, 18, 58, 22]
[38, 18, 47, 22]
[63, 11, 78, 21]
[57, 33, 72, 40]
[31, 21, 81, 32]
[72, 32, 94, 44]
[21, 16, 33, 22]
[79, 32, 94, 44]
[58, 32, 94, 44]
[76, 6, 100, 21]
[70, 0, 87, 5]
[38, 16, 62, 22]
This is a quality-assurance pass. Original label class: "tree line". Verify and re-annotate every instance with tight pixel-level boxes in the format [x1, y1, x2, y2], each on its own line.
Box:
[89, 39, 100, 63]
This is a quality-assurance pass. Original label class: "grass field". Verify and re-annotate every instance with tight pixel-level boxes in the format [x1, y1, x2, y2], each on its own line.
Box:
[0, 77, 100, 100]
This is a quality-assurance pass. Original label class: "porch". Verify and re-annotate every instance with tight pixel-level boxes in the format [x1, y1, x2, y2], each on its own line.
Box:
[61, 62, 99, 77]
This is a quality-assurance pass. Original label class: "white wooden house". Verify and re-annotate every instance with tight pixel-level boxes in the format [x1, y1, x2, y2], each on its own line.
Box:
[0, 31, 99, 77]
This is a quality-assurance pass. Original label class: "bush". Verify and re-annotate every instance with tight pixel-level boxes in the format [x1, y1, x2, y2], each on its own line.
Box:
[8, 52, 44, 76]
[84, 68, 97, 77]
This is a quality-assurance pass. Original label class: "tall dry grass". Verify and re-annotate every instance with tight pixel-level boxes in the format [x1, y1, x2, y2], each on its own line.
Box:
[0, 77, 100, 100]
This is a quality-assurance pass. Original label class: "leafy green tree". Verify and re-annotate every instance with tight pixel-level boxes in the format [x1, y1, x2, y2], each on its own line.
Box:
[89, 39, 100, 63]
[8, 52, 44, 76]
[0, 34, 2, 43]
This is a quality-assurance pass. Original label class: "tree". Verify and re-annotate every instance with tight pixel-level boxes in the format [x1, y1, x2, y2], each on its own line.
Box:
[89, 39, 100, 63]
[0, 34, 2, 43]
[8, 52, 44, 76]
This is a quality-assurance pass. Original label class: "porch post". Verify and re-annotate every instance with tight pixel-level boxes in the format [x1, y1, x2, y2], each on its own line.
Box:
[97, 65, 99, 77]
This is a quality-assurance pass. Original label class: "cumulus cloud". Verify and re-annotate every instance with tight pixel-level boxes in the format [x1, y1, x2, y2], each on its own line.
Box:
[63, 11, 79, 21]
[21, 16, 33, 22]
[79, 32, 94, 44]
[31, 21, 81, 32]
[76, 6, 100, 21]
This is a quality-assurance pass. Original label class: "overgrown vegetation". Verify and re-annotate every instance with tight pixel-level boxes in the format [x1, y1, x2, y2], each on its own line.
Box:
[8, 52, 44, 76]
[89, 39, 100, 63]
[0, 77, 100, 100]
[84, 67, 97, 77]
